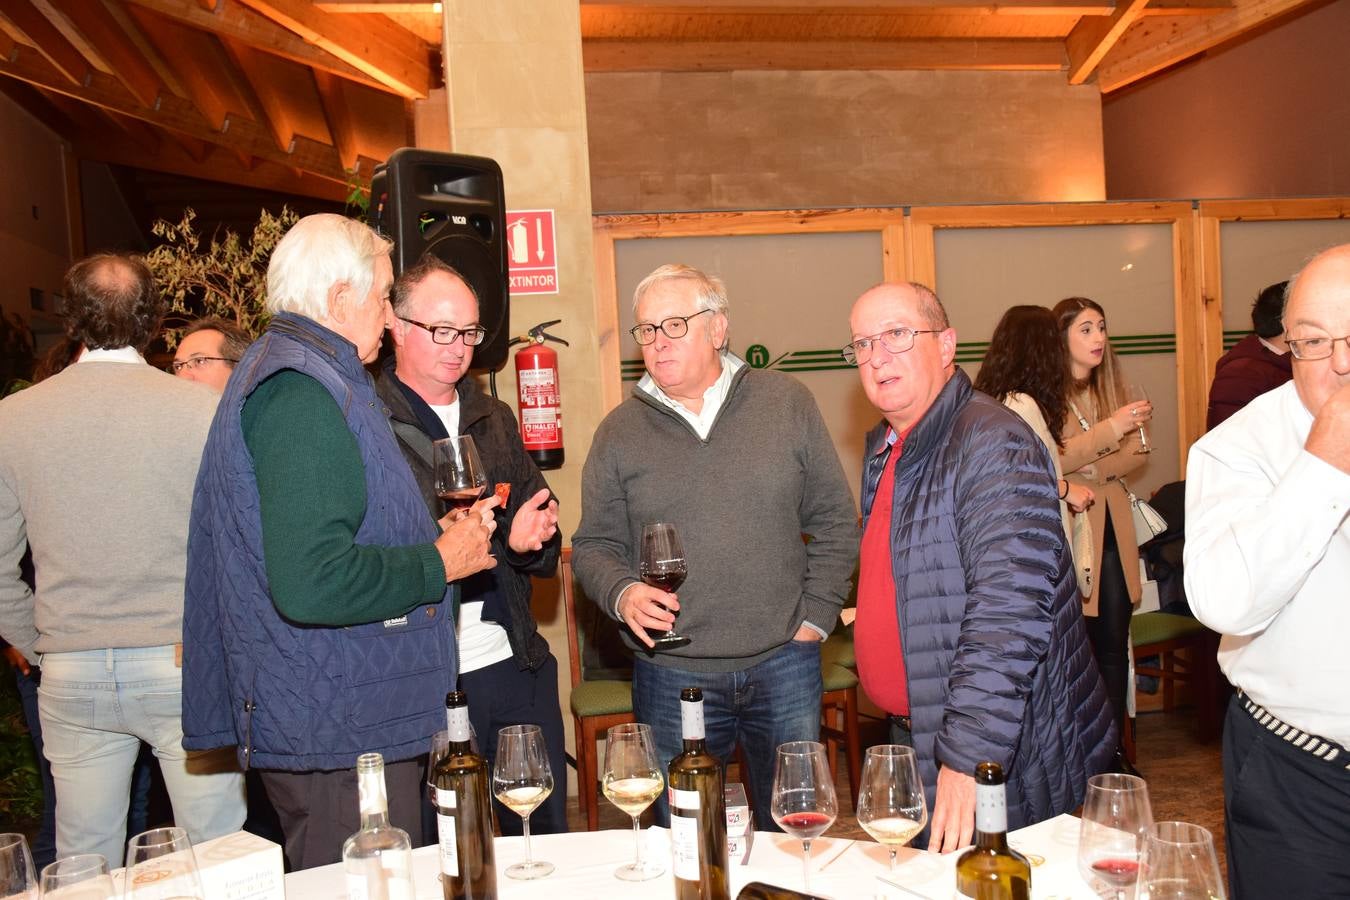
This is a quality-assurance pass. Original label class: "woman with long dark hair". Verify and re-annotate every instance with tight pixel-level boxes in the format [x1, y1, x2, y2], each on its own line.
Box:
[974, 305, 1095, 593]
[1053, 296, 1153, 756]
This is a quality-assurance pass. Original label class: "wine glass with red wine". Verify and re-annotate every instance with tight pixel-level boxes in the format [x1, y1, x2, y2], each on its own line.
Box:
[433, 435, 488, 515]
[770, 740, 838, 894]
[1078, 773, 1153, 899]
[639, 522, 691, 649]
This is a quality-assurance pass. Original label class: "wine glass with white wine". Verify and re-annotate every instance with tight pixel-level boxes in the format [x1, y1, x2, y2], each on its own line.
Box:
[601, 723, 665, 881]
[856, 745, 928, 872]
[493, 724, 555, 880]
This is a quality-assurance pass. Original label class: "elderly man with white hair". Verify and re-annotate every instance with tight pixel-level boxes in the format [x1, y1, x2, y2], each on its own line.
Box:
[182, 214, 498, 870]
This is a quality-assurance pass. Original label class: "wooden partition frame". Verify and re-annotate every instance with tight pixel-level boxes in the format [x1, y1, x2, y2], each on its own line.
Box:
[591, 197, 1350, 473]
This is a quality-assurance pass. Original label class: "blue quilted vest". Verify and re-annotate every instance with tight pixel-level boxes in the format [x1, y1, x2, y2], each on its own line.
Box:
[182, 313, 457, 771]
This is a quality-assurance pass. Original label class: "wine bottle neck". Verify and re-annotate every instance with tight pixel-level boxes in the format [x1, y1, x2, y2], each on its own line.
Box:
[972, 779, 1009, 840]
[973, 828, 1010, 851]
[446, 703, 472, 747]
[680, 698, 705, 743]
[356, 767, 391, 831]
[682, 738, 707, 754]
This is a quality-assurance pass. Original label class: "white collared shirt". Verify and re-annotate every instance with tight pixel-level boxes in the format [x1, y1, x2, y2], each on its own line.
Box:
[1257, 335, 1288, 356]
[636, 352, 743, 440]
[76, 346, 145, 365]
[1184, 381, 1350, 745]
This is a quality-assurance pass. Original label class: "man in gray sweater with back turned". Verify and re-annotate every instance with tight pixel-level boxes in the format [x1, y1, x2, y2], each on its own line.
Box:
[573, 264, 858, 829]
[0, 254, 245, 865]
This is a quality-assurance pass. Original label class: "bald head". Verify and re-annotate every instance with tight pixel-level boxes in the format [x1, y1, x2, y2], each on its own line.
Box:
[849, 282, 957, 432]
[1283, 243, 1350, 416]
[62, 253, 164, 353]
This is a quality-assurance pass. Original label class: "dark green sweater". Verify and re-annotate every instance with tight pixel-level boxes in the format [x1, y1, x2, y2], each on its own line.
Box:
[242, 370, 446, 626]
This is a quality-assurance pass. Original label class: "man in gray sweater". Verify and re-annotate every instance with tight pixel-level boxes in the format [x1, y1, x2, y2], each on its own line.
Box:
[573, 263, 858, 828]
[0, 254, 245, 865]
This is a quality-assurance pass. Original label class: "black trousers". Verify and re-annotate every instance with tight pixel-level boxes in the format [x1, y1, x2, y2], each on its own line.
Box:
[259, 756, 426, 871]
[1223, 695, 1350, 899]
[1086, 514, 1132, 728]
[458, 652, 568, 836]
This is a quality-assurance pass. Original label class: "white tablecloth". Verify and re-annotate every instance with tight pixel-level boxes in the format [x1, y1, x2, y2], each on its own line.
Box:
[285, 814, 1097, 898]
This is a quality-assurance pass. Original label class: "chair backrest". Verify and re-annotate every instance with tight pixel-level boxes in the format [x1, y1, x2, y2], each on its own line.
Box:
[560, 547, 634, 689]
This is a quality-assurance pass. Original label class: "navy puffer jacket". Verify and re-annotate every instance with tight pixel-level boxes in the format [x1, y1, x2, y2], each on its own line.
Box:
[861, 369, 1115, 831]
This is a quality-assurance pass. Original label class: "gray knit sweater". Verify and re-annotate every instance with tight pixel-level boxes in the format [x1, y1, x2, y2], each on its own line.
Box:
[0, 360, 218, 661]
[573, 365, 858, 672]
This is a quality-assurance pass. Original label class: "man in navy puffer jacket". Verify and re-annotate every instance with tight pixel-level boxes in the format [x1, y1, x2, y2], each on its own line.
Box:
[847, 282, 1115, 854]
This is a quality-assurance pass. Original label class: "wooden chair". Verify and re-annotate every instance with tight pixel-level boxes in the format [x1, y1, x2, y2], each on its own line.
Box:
[560, 547, 636, 831]
[819, 630, 862, 804]
[1124, 612, 1220, 763]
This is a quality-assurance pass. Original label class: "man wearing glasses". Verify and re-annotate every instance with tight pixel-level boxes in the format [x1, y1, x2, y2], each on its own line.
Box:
[374, 254, 565, 835]
[1185, 245, 1350, 897]
[171, 317, 252, 393]
[849, 281, 1113, 853]
[573, 263, 858, 828]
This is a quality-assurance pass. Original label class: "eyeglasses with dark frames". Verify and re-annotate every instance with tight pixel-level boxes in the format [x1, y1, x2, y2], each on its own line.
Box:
[170, 356, 237, 373]
[1287, 334, 1350, 361]
[841, 327, 942, 366]
[629, 308, 713, 346]
[399, 317, 488, 346]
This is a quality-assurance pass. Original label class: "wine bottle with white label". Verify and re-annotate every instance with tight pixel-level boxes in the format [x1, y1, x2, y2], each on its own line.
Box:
[341, 752, 415, 900]
[668, 687, 729, 900]
[430, 692, 497, 900]
[954, 761, 1031, 900]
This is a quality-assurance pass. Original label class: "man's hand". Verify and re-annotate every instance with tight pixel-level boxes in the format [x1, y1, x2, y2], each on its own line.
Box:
[507, 488, 559, 554]
[435, 496, 499, 582]
[3, 646, 31, 677]
[791, 624, 823, 642]
[1306, 381, 1350, 474]
[617, 584, 680, 649]
[927, 765, 976, 854]
[1065, 481, 1095, 514]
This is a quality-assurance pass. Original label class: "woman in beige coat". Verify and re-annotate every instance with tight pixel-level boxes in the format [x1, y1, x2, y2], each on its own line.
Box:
[1054, 297, 1153, 754]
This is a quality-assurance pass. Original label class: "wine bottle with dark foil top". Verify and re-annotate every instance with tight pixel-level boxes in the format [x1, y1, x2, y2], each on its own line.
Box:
[430, 691, 497, 900]
[736, 882, 832, 899]
[955, 762, 1031, 900]
[668, 687, 730, 900]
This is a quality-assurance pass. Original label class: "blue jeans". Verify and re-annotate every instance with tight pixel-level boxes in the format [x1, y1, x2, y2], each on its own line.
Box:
[37, 647, 246, 866]
[633, 640, 822, 832]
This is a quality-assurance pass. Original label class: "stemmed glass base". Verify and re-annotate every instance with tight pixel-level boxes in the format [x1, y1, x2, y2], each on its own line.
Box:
[650, 630, 691, 649]
[506, 859, 554, 880]
[614, 859, 663, 881]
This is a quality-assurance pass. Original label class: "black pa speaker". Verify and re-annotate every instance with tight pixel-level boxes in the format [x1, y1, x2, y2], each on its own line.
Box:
[371, 149, 510, 371]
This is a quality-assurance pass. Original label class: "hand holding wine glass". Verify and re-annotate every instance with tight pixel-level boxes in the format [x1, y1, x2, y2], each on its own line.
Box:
[433, 435, 488, 516]
[493, 725, 555, 880]
[601, 723, 665, 881]
[1125, 384, 1153, 455]
[1078, 773, 1153, 899]
[637, 522, 691, 649]
[856, 745, 928, 872]
[771, 741, 838, 894]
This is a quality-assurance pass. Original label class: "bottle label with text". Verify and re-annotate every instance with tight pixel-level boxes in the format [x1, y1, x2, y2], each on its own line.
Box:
[974, 781, 1008, 834]
[671, 812, 701, 880]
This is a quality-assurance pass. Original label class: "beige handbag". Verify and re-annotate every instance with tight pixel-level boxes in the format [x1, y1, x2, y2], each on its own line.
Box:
[1069, 509, 1094, 597]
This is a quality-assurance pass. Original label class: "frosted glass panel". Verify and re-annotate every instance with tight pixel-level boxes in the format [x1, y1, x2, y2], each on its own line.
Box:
[933, 224, 1177, 496]
[613, 232, 885, 500]
[1218, 219, 1350, 335]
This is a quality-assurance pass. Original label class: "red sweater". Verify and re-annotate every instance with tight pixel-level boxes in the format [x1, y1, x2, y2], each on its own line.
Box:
[855, 428, 912, 716]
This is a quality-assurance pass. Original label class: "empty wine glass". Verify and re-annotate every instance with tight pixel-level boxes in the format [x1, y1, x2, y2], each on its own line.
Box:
[124, 827, 204, 900]
[1127, 384, 1151, 454]
[40, 854, 114, 899]
[601, 723, 665, 881]
[856, 745, 927, 872]
[771, 741, 838, 894]
[1078, 773, 1153, 899]
[639, 522, 690, 648]
[493, 724, 555, 880]
[1138, 821, 1226, 900]
[0, 833, 37, 899]
[433, 435, 488, 515]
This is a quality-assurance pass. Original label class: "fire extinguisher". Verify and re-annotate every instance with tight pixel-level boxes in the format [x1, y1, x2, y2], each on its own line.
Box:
[508, 320, 569, 470]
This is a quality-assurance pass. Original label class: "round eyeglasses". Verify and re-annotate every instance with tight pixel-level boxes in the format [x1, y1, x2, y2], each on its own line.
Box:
[842, 327, 941, 366]
[400, 318, 488, 346]
[629, 309, 713, 346]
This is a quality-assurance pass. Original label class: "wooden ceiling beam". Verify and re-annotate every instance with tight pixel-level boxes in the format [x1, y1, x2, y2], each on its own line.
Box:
[1065, 0, 1149, 84]
[1141, 0, 1234, 15]
[584, 38, 1066, 71]
[0, 0, 90, 84]
[218, 36, 296, 153]
[99, 107, 162, 153]
[232, 0, 433, 98]
[127, 6, 233, 129]
[580, 0, 1116, 14]
[50, 0, 164, 108]
[315, 1, 439, 11]
[124, 0, 391, 94]
[313, 68, 359, 173]
[0, 76, 81, 135]
[1096, 0, 1318, 91]
[0, 40, 349, 185]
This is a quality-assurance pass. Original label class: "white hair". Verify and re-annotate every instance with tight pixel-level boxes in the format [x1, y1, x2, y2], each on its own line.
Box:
[266, 214, 393, 320]
[632, 264, 729, 317]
